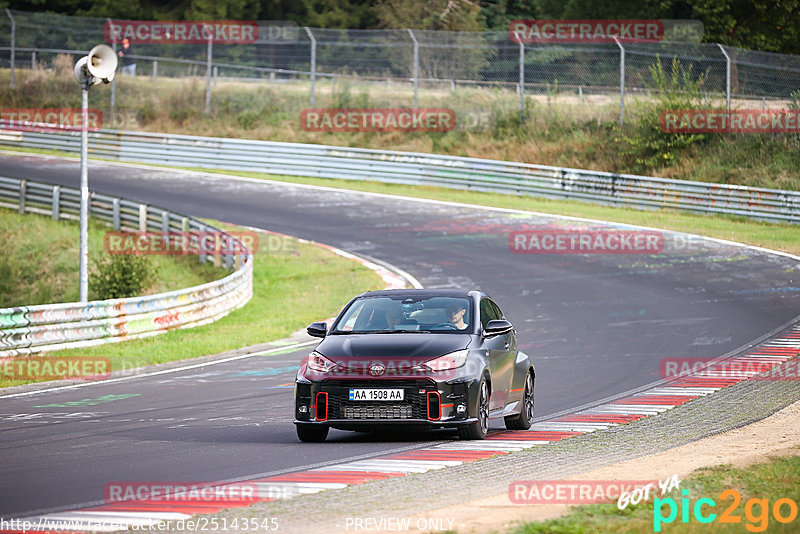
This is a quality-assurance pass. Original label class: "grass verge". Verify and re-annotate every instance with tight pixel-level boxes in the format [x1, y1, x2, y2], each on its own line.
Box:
[510, 450, 800, 533]
[0, 206, 220, 307]
[0, 219, 385, 388]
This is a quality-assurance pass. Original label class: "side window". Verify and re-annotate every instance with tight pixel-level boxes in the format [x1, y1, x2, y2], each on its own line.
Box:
[489, 300, 504, 320]
[480, 298, 499, 330]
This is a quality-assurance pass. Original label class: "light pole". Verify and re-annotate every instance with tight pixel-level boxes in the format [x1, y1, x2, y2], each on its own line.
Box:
[73, 44, 117, 302]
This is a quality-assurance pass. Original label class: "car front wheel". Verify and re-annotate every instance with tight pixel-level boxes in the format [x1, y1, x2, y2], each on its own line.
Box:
[459, 378, 489, 440]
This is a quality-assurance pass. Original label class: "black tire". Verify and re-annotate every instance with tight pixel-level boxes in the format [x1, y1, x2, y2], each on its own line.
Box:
[505, 372, 534, 430]
[296, 424, 329, 442]
[459, 378, 489, 440]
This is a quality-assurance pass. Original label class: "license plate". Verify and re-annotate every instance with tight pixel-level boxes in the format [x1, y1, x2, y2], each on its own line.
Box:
[348, 388, 404, 401]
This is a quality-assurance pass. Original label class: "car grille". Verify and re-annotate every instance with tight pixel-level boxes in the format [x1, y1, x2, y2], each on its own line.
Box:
[341, 403, 414, 420]
[321, 379, 435, 420]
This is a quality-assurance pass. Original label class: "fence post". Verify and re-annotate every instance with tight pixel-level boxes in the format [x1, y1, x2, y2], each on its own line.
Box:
[613, 36, 625, 126]
[5, 9, 14, 89]
[18, 179, 26, 215]
[107, 18, 117, 126]
[52, 185, 60, 220]
[161, 210, 169, 233]
[305, 27, 316, 106]
[717, 43, 731, 112]
[31, 51, 36, 70]
[407, 29, 419, 109]
[518, 35, 525, 122]
[112, 198, 120, 230]
[152, 59, 158, 81]
[204, 25, 213, 114]
[139, 204, 147, 232]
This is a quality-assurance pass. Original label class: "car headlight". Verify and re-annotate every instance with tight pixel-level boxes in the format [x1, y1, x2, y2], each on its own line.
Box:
[412, 349, 469, 372]
[306, 351, 339, 373]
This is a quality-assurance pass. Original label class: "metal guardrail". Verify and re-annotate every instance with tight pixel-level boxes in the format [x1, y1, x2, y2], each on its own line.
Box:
[1, 128, 799, 224]
[0, 175, 254, 357]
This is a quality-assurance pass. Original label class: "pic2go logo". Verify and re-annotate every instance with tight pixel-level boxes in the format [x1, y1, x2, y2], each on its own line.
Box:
[654, 489, 799, 532]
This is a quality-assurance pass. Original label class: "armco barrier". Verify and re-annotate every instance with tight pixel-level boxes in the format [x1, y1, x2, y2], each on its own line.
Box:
[0, 176, 253, 357]
[1, 128, 798, 223]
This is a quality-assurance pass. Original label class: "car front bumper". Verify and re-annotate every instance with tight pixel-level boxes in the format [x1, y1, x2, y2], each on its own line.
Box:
[294, 376, 479, 429]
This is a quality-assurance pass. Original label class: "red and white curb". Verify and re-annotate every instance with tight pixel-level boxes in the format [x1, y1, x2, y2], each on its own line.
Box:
[9, 325, 799, 532]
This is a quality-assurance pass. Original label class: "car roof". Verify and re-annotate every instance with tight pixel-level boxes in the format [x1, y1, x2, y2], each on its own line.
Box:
[358, 288, 483, 299]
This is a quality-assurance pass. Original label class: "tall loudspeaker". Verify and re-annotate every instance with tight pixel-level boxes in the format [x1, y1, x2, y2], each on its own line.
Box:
[87, 44, 118, 84]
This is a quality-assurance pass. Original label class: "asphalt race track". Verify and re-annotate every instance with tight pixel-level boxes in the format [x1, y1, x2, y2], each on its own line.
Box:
[1, 153, 798, 518]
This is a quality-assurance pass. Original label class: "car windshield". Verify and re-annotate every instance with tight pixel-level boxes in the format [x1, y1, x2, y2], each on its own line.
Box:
[332, 296, 472, 334]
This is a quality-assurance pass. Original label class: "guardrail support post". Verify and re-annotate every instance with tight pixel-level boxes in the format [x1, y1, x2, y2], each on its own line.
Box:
[304, 27, 316, 106]
[31, 50, 36, 70]
[18, 179, 25, 214]
[613, 36, 625, 126]
[5, 9, 15, 89]
[407, 29, 419, 109]
[717, 43, 731, 112]
[52, 185, 61, 220]
[152, 59, 158, 81]
[139, 204, 147, 232]
[112, 198, 120, 230]
[161, 210, 169, 233]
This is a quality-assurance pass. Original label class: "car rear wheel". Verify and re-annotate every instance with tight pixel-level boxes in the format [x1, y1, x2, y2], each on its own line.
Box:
[296, 424, 329, 442]
[505, 372, 534, 430]
[459, 378, 489, 440]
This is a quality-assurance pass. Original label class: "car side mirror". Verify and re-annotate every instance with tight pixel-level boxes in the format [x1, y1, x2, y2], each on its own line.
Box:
[484, 319, 513, 337]
[306, 321, 327, 338]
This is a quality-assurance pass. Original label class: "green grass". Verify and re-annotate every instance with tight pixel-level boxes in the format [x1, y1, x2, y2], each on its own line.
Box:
[0, 224, 384, 388]
[0, 207, 220, 307]
[510, 451, 800, 533]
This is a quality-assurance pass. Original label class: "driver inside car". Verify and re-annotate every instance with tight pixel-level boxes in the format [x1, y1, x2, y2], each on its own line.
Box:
[446, 302, 469, 330]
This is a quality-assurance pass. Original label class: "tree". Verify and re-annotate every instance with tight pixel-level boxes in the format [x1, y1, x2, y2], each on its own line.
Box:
[373, 0, 483, 31]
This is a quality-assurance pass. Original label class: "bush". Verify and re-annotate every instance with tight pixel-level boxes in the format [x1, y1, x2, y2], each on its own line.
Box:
[90, 254, 158, 300]
[621, 57, 710, 173]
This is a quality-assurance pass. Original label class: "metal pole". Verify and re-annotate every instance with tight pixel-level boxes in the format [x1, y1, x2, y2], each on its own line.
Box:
[518, 35, 525, 122]
[205, 26, 213, 114]
[152, 59, 157, 81]
[79, 82, 90, 303]
[717, 43, 731, 112]
[304, 27, 316, 106]
[614, 36, 625, 126]
[407, 29, 418, 109]
[107, 18, 117, 125]
[6, 9, 14, 89]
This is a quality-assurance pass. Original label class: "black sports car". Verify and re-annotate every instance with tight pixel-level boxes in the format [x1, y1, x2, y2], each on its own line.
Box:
[294, 289, 535, 442]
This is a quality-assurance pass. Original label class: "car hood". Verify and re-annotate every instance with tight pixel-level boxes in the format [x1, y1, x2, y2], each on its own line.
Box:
[316, 333, 471, 361]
